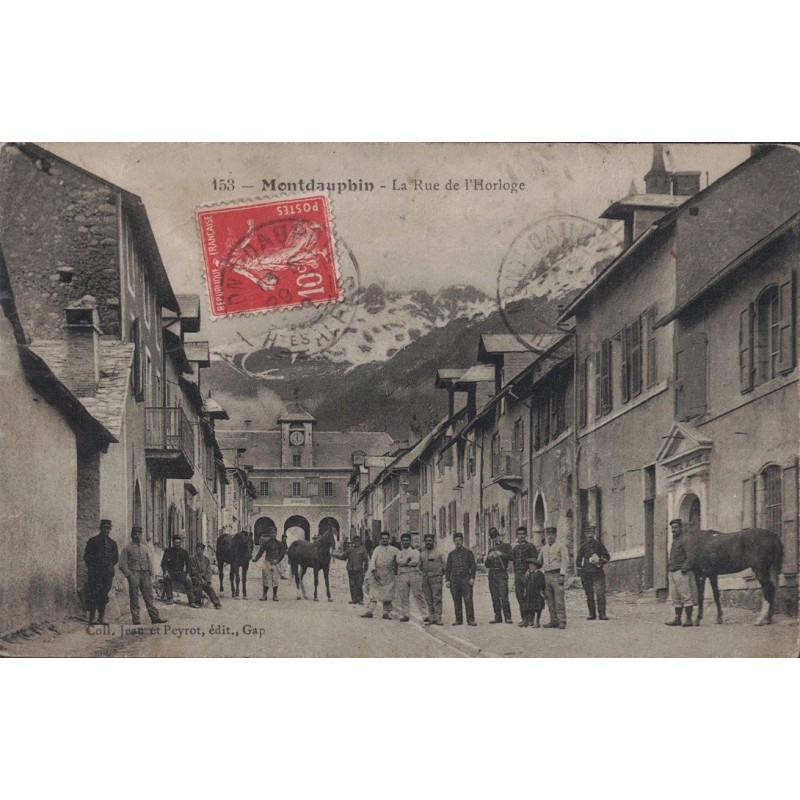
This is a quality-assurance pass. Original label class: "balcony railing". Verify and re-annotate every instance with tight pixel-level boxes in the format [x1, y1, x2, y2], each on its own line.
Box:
[145, 406, 195, 478]
[492, 450, 523, 491]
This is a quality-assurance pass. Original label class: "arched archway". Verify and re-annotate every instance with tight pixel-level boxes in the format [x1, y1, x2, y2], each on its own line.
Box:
[254, 517, 277, 544]
[133, 480, 143, 530]
[533, 494, 546, 544]
[285, 515, 311, 542]
[319, 517, 340, 541]
[679, 493, 701, 532]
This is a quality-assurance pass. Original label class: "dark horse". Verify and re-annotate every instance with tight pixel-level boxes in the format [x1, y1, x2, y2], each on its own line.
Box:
[216, 530, 254, 598]
[288, 527, 337, 601]
[689, 528, 784, 626]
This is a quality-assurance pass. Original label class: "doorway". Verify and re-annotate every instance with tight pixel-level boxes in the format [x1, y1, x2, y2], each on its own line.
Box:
[680, 493, 701, 532]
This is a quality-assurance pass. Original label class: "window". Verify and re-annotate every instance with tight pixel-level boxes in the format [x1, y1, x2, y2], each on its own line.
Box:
[130, 318, 144, 401]
[577, 356, 588, 428]
[741, 274, 796, 392]
[513, 418, 524, 451]
[259, 481, 270, 497]
[291, 481, 302, 497]
[611, 473, 626, 553]
[468, 440, 477, 476]
[645, 306, 658, 387]
[595, 339, 613, 417]
[438, 507, 446, 538]
[490, 432, 500, 476]
[761, 465, 782, 537]
[324, 481, 334, 498]
[621, 316, 643, 404]
[292, 453, 302, 467]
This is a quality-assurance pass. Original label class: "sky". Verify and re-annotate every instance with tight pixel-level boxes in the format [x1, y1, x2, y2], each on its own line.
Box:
[41, 142, 751, 343]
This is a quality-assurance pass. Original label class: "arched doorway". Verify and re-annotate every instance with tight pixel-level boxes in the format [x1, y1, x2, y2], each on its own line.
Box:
[533, 494, 546, 545]
[680, 493, 701, 532]
[254, 517, 277, 544]
[285, 515, 311, 542]
[318, 517, 340, 541]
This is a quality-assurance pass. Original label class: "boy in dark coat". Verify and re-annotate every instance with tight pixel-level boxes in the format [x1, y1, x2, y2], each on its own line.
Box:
[522, 557, 546, 628]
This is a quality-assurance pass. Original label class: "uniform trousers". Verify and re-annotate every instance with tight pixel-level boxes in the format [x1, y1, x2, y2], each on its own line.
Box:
[449, 576, 475, 624]
[488, 571, 512, 621]
[396, 571, 427, 618]
[191, 577, 221, 607]
[163, 571, 195, 604]
[126, 571, 161, 623]
[421, 574, 443, 622]
[514, 573, 527, 620]
[581, 570, 606, 617]
[544, 571, 567, 625]
[347, 569, 365, 603]
[86, 571, 114, 618]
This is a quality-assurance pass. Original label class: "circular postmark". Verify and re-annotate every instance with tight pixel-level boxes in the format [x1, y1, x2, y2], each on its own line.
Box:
[496, 213, 621, 348]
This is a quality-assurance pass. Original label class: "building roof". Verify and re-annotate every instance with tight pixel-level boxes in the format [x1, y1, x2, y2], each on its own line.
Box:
[176, 294, 201, 333]
[600, 193, 686, 220]
[10, 143, 180, 314]
[204, 395, 229, 420]
[221, 429, 394, 470]
[163, 328, 193, 375]
[478, 333, 565, 361]
[278, 403, 316, 423]
[28, 338, 134, 438]
[452, 364, 495, 385]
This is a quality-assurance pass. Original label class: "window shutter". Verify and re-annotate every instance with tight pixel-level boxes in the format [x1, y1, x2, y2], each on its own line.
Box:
[533, 404, 541, 450]
[674, 346, 686, 418]
[782, 461, 799, 572]
[621, 326, 630, 404]
[577, 356, 587, 428]
[594, 351, 602, 418]
[778, 271, 796, 375]
[685, 331, 708, 419]
[601, 339, 612, 414]
[631, 316, 643, 396]
[646, 307, 658, 388]
[739, 304, 754, 392]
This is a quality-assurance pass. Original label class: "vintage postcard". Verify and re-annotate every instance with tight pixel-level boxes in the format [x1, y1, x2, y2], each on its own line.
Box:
[1, 142, 797, 658]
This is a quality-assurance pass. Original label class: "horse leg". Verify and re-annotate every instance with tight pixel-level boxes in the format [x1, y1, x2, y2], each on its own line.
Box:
[230, 564, 237, 597]
[754, 568, 776, 625]
[313, 568, 319, 602]
[695, 575, 705, 625]
[241, 561, 248, 599]
[300, 566, 309, 600]
[325, 565, 332, 602]
[710, 574, 723, 624]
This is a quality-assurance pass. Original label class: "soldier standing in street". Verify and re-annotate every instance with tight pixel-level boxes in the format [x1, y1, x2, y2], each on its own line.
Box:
[539, 526, 570, 629]
[252, 527, 287, 601]
[189, 543, 222, 609]
[395, 532, 427, 622]
[512, 526, 538, 627]
[419, 532, 446, 625]
[575, 525, 610, 620]
[361, 531, 398, 619]
[333, 534, 369, 604]
[160, 534, 195, 606]
[485, 527, 513, 624]
[445, 532, 477, 626]
[664, 519, 697, 627]
[119, 526, 168, 625]
[83, 519, 119, 625]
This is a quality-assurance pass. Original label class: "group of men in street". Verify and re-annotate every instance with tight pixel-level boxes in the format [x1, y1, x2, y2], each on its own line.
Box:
[351, 523, 609, 629]
[82, 518, 222, 626]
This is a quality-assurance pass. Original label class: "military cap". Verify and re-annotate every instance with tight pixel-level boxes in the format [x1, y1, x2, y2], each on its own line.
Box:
[173, 534, 183, 541]
[544, 526, 557, 535]
[423, 532, 435, 540]
[196, 542, 206, 549]
[488, 529, 501, 538]
[526, 557, 543, 566]
[131, 525, 143, 534]
[669, 518, 683, 526]
[582, 525, 596, 534]
[400, 532, 412, 540]
[99, 519, 112, 527]
[453, 532, 464, 540]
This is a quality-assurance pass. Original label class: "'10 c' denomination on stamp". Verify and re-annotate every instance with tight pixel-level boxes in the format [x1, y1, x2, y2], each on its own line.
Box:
[197, 194, 342, 318]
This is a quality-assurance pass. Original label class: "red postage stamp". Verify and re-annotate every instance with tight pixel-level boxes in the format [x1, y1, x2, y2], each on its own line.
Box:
[197, 195, 341, 318]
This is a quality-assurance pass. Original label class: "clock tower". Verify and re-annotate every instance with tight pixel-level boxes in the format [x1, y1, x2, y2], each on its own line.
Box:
[279, 404, 316, 468]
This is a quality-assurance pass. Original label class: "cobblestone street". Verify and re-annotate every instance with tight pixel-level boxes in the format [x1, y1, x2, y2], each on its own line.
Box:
[2, 564, 796, 658]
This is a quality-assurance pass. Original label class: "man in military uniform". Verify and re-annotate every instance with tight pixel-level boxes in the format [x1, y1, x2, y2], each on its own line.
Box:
[419, 532, 446, 625]
[665, 519, 697, 627]
[445, 532, 477, 626]
[575, 525, 610, 620]
[119, 525, 168, 625]
[512, 526, 538, 626]
[333, 534, 369, 604]
[189, 542, 222, 609]
[160, 534, 195, 606]
[539, 526, 570, 629]
[395, 532, 427, 622]
[252, 527, 287, 601]
[83, 519, 119, 625]
[485, 527, 513, 624]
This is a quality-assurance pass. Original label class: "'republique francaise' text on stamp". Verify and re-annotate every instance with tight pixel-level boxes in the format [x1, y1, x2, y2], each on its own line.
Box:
[197, 195, 341, 318]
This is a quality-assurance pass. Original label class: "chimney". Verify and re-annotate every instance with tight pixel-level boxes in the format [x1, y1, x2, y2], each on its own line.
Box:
[63, 295, 101, 397]
[644, 143, 672, 194]
[672, 171, 701, 196]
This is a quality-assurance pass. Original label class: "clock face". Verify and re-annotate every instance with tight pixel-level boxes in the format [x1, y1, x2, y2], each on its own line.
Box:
[289, 430, 305, 446]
